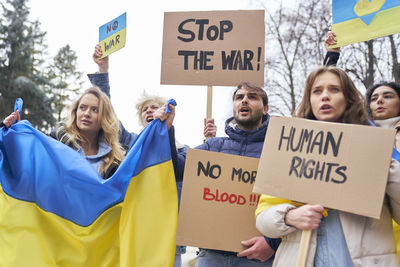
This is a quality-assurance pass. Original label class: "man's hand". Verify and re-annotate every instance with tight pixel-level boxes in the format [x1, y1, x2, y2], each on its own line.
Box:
[285, 204, 324, 230]
[237, 236, 274, 262]
[204, 118, 217, 138]
[92, 44, 109, 73]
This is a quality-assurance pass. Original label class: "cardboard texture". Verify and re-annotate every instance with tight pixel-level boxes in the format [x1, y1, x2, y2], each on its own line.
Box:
[176, 149, 262, 252]
[253, 116, 396, 219]
[161, 10, 265, 87]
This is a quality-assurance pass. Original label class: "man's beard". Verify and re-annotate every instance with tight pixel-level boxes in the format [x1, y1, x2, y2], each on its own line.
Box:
[234, 112, 263, 130]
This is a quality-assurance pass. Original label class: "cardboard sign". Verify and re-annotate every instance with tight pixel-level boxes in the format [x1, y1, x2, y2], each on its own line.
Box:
[161, 10, 265, 87]
[176, 149, 262, 252]
[332, 0, 400, 47]
[98, 12, 127, 58]
[253, 116, 396, 219]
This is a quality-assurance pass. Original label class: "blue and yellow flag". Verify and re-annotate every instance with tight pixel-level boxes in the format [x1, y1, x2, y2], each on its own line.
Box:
[0, 119, 177, 266]
[332, 0, 400, 47]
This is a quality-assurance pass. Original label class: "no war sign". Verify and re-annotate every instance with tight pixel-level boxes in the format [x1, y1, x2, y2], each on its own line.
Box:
[98, 12, 127, 59]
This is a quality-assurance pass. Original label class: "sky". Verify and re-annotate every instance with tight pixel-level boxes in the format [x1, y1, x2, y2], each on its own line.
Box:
[28, 0, 257, 147]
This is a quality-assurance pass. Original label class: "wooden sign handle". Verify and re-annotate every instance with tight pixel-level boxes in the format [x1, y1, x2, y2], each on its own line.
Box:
[296, 229, 312, 267]
[205, 85, 213, 141]
[206, 85, 213, 119]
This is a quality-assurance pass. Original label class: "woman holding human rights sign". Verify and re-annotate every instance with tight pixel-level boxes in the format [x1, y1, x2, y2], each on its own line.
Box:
[325, 31, 400, 263]
[255, 66, 400, 266]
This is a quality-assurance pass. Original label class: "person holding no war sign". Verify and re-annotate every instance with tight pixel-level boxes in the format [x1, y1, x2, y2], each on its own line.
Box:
[256, 66, 400, 267]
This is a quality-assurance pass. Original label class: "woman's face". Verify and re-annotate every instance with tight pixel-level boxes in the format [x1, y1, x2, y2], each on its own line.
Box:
[141, 100, 161, 127]
[369, 86, 400, 120]
[76, 93, 101, 134]
[310, 71, 347, 122]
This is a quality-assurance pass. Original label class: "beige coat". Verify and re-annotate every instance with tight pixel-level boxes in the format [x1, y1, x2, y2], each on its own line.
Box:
[256, 158, 400, 267]
[375, 117, 400, 150]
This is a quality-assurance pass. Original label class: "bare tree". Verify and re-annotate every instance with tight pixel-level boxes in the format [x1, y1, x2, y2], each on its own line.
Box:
[338, 33, 400, 92]
[251, 0, 331, 115]
[250, 0, 400, 111]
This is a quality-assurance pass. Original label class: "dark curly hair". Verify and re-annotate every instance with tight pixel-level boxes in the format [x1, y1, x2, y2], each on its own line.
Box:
[365, 81, 400, 117]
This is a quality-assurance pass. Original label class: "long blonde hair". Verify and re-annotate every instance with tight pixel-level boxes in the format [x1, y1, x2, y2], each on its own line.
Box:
[296, 66, 368, 125]
[57, 86, 125, 175]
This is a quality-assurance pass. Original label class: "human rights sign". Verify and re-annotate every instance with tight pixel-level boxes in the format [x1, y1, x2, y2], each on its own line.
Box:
[253, 116, 395, 219]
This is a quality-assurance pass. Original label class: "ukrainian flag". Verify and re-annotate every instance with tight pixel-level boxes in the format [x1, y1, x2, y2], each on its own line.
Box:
[0, 119, 177, 266]
[332, 0, 400, 47]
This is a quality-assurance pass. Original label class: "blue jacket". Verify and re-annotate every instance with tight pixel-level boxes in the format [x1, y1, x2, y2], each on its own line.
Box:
[174, 114, 281, 252]
[87, 73, 137, 150]
[197, 116, 269, 156]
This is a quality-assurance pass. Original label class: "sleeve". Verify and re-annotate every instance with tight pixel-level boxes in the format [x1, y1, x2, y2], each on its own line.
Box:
[255, 194, 328, 238]
[256, 202, 298, 238]
[170, 135, 212, 182]
[323, 51, 340, 66]
[87, 73, 110, 98]
[169, 126, 190, 182]
[87, 72, 137, 149]
[118, 122, 137, 150]
[168, 126, 180, 181]
[49, 123, 65, 141]
[49, 127, 57, 140]
[265, 236, 281, 252]
[386, 159, 400, 223]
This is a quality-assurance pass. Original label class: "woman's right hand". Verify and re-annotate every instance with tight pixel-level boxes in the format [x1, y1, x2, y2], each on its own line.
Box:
[324, 31, 341, 53]
[92, 44, 109, 73]
[2, 110, 20, 128]
[285, 204, 324, 230]
[154, 104, 175, 130]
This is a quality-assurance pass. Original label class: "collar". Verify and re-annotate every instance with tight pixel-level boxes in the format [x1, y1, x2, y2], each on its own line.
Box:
[78, 136, 112, 160]
[374, 116, 400, 129]
[227, 115, 269, 132]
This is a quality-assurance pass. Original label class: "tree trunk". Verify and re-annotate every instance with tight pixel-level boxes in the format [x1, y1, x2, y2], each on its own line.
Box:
[389, 35, 400, 84]
[365, 40, 375, 89]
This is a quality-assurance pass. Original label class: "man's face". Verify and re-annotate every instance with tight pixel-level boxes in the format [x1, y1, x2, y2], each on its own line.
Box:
[233, 88, 268, 130]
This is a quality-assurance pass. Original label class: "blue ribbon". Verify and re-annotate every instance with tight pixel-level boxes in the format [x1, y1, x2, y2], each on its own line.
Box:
[14, 98, 23, 116]
[393, 147, 400, 162]
[165, 99, 177, 113]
